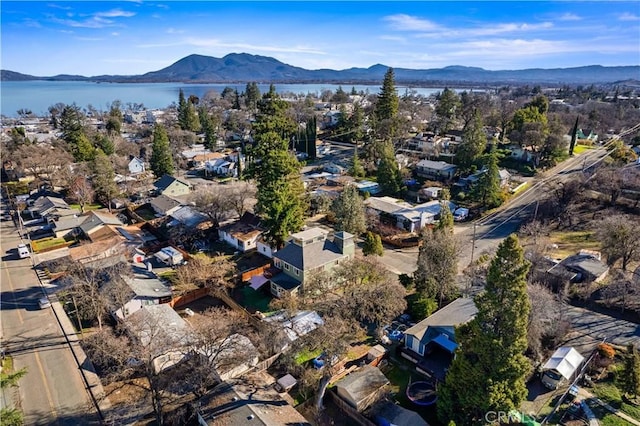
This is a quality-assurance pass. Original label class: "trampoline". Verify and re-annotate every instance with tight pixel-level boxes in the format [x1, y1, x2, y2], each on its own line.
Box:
[406, 379, 437, 406]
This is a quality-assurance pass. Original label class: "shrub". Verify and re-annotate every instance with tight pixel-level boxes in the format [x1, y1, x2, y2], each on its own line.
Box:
[598, 343, 616, 359]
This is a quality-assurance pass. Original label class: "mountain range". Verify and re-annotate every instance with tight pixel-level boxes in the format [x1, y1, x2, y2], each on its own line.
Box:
[2, 53, 639, 86]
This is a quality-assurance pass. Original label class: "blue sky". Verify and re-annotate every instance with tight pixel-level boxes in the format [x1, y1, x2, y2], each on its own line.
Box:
[2, 1, 639, 76]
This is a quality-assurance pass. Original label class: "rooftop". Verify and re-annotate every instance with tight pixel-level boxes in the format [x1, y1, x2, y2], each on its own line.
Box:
[405, 298, 478, 340]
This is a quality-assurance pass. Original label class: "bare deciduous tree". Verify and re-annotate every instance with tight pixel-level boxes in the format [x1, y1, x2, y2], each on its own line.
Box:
[227, 181, 257, 218]
[68, 176, 95, 213]
[526, 282, 564, 362]
[190, 184, 234, 227]
[596, 214, 639, 270]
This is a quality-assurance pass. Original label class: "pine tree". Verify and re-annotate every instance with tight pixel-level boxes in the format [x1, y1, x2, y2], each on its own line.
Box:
[177, 89, 199, 132]
[332, 184, 366, 236]
[435, 88, 461, 135]
[455, 111, 487, 171]
[91, 149, 118, 212]
[248, 87, 305, 248]
[150, 124, 174, 177]
[375, 68, 399, 139]
[473, 146, 504, 208]
[362, 231, 383, 256]
[620, 344, 640, 398]
[376, 141, 403, 195]
[198, 106, 217, 150]
[245, 82, 261, 111]
[438, 234, 531, 424]
[350, 147, 366, 178]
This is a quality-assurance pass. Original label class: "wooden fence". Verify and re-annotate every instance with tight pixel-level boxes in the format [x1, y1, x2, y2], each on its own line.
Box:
[240, 263, 272, 282]
[169, 287, 210, 308]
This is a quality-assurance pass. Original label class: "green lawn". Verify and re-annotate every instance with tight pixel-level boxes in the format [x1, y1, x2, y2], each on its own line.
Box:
[294, 348, 323, 366]
[591, 381, 640, 421]
[68, 203, 102, 211]
[31, 237, 72, 252]
[587, 399, 635, 426]
[573, 144, 594, 154]
[238, 286, 273, 314]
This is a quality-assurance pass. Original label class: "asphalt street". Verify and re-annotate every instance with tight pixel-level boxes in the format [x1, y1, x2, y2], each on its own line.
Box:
[0, 217, 99, 425]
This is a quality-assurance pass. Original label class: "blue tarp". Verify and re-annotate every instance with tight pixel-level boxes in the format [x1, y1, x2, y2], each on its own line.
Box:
[432, 333, 458, 353]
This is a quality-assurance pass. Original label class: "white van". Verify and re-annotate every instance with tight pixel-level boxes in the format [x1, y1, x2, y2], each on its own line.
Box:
[17, 243, 30, 259]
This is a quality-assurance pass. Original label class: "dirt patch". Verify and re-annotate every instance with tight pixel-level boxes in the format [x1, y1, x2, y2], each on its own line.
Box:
[102, 378, 152, 424]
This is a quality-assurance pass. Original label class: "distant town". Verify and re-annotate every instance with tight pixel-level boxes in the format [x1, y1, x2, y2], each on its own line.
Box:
[1, 68, 639, 426]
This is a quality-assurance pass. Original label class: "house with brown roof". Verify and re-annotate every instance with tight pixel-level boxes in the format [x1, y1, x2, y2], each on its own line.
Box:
[218, 212, 263, 253]
[270, 228, 355, 298]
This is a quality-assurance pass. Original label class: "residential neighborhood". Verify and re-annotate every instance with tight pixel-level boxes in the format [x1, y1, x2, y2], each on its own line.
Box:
[1, 68, 640, 426]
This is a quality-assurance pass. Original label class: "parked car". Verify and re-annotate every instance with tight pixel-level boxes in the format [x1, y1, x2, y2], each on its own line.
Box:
[17, 243, 30, 259]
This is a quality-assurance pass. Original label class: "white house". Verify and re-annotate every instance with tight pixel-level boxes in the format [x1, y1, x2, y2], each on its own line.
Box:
[128, 157, 146, 175]
[110, 268, 173, 320]
[218, 212, 262, 253]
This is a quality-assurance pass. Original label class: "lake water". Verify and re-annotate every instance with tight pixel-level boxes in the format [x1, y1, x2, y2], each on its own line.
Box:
[1, 81, 445, 118]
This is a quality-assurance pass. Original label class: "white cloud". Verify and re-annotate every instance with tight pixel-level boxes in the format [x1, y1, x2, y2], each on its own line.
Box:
[50, 8, 135, 28]
[167, 28, 184, 34]
[383, 14, 441, 32]
[558, 13, 581, 21]
[184, 37, 327, 55]
[617, 12, 639, 21]
[112, 32, 120, 36]
[96, 9, 135, 18]
[47, 3, 72, 10]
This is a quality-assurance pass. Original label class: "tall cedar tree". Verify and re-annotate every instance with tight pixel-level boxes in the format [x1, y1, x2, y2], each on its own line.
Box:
[438, 234, 531, 425]
[456, 111, 487, 171]
[244, 82, 261, 111]
[249, 86, 305, 248]
[375, 68, 399, 139]
[473, 146, 504, 208]
[91, 149, 118, 212]
[150, 124, 174, 177]
[331, 184, 367, 236]
[177, 89, 199, 132]
[377, 141, 404, 195]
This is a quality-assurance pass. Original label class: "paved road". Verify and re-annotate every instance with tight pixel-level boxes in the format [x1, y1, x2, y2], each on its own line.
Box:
[562, 305, 640, 355]
[0, 218, 100, 425]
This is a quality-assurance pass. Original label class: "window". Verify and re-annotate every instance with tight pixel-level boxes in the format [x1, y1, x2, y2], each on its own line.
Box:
[294, 268, 299, 276]
[284, 263, 290, 271]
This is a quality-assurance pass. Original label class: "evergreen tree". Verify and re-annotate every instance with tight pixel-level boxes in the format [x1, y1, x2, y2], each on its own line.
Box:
[198, 106, 217, 150]
[73, 133, 96, 162]
[376, 141, 404, 195]
[455, 111, 487, 171]
[95, 134, 115, 156]
[348, 102, 365, 143]
[350, 147, 366, 178]
[620, 344, 640, 398]
[245, 82, 261, 111]
[473, 147, 504, 208]
[438, 234, 531, 424]
[177, 89, 199, 132]
[437, 201, 454, 231]
[150, 124, 174, 177]
[331, 184, 367, 236]
[375, 68, 399, 139]
[248, 87, 305, 248]
[91, 149, 118, 212]
[362, 231, 384, 256]
[435, 88, 461, 135]
[0, 367, 26, 426]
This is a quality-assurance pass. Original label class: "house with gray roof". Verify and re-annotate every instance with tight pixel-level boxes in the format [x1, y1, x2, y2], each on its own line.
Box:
[415, 159, 457, 181]
[149, 194, 182, 217]
[404, 298, 478, 357]
[110, 264, 172, 320]
[29, 196, 79, 220]
[78, 210, 123, 239]
[153, 174, 193, 197]
[51, 215, 88, 238]
[270, 228, 355, 298]
[559, 251, 609, 283]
